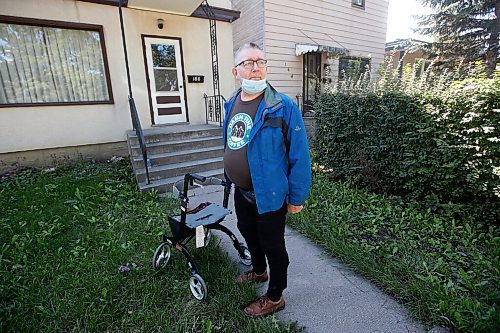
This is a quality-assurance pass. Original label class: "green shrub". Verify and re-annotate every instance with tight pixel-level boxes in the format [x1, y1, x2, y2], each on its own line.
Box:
[314, 63, 500, 224]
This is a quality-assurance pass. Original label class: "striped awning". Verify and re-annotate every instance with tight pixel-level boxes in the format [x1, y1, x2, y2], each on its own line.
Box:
[295, 43, 349, 56]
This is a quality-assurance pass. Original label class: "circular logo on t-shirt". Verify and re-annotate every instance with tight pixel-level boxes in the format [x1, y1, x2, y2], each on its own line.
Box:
[227, 113, 253, 150]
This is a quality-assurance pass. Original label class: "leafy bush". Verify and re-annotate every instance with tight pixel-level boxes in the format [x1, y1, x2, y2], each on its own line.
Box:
[288, 173, 500, 332]
[315, 63, 500, 224]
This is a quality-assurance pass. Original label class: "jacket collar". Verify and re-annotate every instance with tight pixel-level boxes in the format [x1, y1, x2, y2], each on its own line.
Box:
[226, 82, 282, 112]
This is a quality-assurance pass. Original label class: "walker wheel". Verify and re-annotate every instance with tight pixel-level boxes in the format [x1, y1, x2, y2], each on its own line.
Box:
[239, 244, 252, 266]
[152, 242, 171, 270]
[189, 273, 207, 301]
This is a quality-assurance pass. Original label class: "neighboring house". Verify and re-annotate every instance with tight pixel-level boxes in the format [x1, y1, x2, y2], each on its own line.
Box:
[0, 0, 239, 172]
[231, 0, 389, 112]
[385, 39, 432, 77]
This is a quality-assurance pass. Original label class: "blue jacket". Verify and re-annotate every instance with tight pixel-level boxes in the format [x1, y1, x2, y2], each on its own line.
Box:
[223, 83, 312, 214]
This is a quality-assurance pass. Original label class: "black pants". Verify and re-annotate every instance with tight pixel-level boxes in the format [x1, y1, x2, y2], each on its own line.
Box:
[234, 187, 289, 300]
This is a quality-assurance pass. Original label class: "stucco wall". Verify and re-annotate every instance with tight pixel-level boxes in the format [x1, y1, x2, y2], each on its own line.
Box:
[0, 0, 234, 154]
[209, 0, 232, 8]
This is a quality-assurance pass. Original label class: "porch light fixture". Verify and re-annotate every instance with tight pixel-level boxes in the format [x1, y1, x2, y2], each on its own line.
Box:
[157, 18, 165, 29]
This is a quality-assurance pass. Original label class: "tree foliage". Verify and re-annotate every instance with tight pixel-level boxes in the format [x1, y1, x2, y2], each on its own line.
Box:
[417, 0, 500, 76]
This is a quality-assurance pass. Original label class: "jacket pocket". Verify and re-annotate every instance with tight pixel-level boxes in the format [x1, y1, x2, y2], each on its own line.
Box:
[259, 119, 289, 201]
[261, 116, 286, 163]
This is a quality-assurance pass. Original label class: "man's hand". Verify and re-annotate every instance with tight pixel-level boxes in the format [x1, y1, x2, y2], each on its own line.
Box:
[287, 204, 303, 214]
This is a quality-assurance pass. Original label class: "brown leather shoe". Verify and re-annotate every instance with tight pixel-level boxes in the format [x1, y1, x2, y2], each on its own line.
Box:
[244, 295, 285, 318]
[236, 270, 269, 283]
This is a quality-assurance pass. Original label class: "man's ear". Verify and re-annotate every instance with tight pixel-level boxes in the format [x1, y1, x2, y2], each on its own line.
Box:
[231, 67, 238, 78]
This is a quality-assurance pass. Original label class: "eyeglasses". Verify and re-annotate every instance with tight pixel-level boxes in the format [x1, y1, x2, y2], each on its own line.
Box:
[235, 59, 267, 69]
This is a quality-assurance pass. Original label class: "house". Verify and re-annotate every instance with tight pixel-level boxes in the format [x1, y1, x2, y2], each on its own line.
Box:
[385, 39, 432, 77]
[230, 0, 389, 112]
[0, 0, 239, 187]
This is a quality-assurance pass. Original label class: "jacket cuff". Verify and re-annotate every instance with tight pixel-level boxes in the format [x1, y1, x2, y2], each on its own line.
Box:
[287, 197, 305, 206]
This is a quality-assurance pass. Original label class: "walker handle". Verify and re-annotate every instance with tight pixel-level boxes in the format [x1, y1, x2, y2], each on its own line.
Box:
[183, 173, 206, 195]
[189, 173, 207, 183]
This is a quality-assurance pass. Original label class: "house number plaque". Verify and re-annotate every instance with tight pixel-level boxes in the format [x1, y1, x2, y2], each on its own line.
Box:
[188, 75, 204, 83]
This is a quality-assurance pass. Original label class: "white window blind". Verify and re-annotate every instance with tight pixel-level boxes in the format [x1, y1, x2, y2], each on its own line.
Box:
[0, 22, 111, 105]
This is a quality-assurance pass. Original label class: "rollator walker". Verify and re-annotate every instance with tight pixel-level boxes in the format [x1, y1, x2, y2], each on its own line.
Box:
[152, 173, 252, 300]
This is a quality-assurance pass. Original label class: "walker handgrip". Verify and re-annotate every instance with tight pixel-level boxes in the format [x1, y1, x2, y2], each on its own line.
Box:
[189, 173, 206, 183]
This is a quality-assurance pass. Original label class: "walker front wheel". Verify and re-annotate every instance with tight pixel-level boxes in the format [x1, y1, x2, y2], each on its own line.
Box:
[152, 242, 171, 270]
[239, 244, 252, 266]
[189, 273, 207, 301]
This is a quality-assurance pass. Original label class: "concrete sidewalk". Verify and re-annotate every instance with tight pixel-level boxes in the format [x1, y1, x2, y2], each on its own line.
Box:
[185, 186, 425, 333]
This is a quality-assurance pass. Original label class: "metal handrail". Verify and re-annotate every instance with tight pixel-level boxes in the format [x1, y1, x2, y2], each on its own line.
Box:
[204, 94, 226, 126]
[296, 93, 304, 115]
[129, 97, 151, 184]
[296, 93, 316, 116]
[201, 1, 222, 121]
[118, 0, 150, 184]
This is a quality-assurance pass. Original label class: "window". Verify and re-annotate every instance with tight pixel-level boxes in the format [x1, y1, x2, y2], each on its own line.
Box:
[352, 0, 365, 9]
[414, 58, 432, 77]
[338, 57, 371, 81]
[0, 16, 113, 106]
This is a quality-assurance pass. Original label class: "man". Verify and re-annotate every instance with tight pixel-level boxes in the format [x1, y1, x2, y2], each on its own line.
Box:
[222, 43, 311, 318]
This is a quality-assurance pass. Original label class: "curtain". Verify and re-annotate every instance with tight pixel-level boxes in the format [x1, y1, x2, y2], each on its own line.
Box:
[0, 23, 110, 104]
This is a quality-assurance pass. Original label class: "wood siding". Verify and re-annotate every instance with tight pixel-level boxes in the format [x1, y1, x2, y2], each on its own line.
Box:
[264, 0, 389, 97]
[230, 0, 265, 52]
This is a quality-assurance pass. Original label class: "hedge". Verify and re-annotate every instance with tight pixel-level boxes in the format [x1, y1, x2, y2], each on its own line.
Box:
[314, 64, 500, 225]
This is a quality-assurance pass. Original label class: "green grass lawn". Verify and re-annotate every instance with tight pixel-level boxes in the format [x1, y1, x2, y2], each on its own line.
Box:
[0, 160, 301, 333]
[2, 160, 498, 332]
[288, 172, 499, 333]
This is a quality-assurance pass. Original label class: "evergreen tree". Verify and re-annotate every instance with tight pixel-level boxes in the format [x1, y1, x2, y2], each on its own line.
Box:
[417, 0, 499, 76]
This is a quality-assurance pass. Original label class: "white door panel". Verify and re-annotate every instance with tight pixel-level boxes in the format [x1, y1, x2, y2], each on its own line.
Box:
[144, 37, 187, 124]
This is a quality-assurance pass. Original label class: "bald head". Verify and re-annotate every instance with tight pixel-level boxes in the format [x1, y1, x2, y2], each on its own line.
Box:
[234, 42, 264, 66]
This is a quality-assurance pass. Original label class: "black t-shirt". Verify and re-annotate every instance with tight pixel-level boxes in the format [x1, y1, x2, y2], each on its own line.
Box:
[223, 93, 264, 190]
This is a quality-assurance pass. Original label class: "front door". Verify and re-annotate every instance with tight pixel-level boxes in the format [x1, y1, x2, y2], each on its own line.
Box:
[144, 37, 187, 124]
[303, 52, 321, 112]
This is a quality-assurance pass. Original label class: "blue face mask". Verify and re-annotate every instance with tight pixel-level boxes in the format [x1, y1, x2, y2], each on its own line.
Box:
[241, 78, 267, 94]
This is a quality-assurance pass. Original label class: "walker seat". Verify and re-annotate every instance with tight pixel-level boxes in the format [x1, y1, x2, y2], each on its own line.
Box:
[170, 203, 231, 229]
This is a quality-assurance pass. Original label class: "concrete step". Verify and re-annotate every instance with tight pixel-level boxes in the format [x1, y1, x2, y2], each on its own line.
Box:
[138, 168, 225, 193]
[127, 126, 222, 145]
[130, 135, 223, 155]
[131, 146, 223, 169]
[135, 156, 223, 183]
[127, 125, 225, 194]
